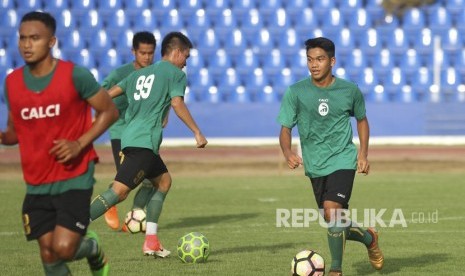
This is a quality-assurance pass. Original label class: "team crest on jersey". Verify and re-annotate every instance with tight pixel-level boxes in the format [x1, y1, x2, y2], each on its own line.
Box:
[318, 103, 329, 116]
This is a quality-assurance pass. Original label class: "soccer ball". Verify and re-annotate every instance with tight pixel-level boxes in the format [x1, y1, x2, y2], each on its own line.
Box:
[123, 208, 146, 234]
[291, 250, 325, 276]
[177, 232, 210, 263]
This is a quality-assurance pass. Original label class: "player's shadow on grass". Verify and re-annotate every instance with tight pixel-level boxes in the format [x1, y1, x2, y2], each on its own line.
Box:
[214, 242, 301, 256]
[164, 213, 260, 229]
[353, 253, 450, 275]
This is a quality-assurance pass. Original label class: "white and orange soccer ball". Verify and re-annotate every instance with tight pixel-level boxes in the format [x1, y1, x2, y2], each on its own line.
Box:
[123, 208, 146, 234]
[291, 249, 325, 276]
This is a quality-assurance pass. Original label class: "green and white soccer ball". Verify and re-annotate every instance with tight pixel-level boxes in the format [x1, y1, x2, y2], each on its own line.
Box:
[291, 250, 325, 276]
[177, 232, 210, 263]
[124, 208, 146, 234]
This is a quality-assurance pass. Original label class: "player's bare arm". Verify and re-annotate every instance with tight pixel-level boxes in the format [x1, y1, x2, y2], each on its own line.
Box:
[356, 117, 370, 175]
[171, 96, 207, 148]
[49, 88, 118, 163]
[108, 85, 124, 98]
[279, 126, 302, 169]
[0, 112, 18, 145]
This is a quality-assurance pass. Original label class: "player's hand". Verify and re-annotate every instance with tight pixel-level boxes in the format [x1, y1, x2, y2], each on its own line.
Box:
[285, 152, 303, 169]
[49, 139, 82, 164]
[194, 132, 208, 148]
[357, 157, 370, 175]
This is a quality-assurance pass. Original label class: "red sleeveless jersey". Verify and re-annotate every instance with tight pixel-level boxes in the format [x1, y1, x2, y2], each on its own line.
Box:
[6, 60, 98, 185]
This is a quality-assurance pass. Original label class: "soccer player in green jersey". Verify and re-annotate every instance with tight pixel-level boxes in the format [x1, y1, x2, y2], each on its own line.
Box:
[0, 11, 117, 276]
[90, 32, 208, 258]
[101, 31, 158, 231]
[277, 37, 384, 276]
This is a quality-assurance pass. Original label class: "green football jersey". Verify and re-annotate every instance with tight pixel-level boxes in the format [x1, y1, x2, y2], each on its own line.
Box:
[277, 77, 367, 178]
[118, 60, 186, 154]
[102, 62, 136, 139]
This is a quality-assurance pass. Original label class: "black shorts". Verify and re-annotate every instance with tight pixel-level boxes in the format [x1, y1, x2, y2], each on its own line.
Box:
[310, 169, 355, 209]
[110, 139, 122, 171]
[115, 147, 168, 190]
[22, 188, 93, 241]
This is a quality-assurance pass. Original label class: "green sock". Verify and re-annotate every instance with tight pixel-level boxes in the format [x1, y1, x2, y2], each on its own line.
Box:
[42, 260, 70, 276]
[73, 236, 96, 260]
[132, 179, 155, 209]
[346, 222, 373, 247]
[327, 226, 347, 271]
[146, 191, 166, 223]
[90, 189, 119, 221]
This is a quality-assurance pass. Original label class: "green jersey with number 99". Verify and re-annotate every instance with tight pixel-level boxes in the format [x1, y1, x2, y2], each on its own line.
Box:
[117, 60, 186, 154]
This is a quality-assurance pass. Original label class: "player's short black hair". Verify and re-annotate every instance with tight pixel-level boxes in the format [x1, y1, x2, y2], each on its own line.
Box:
[161, 32, 193, 57]
[133, 31, 156, 50]
[20, 11, 56, 35]
[305, 37, 335, 58]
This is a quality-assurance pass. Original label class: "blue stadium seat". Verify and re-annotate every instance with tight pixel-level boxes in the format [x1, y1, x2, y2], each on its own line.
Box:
[219, 68, 241, 101]
[256, 85, 278, 103]
[240, 9, 263, 40]
[272, 67, 295, 98]
[441, 28, 463, 56]
[243, 68, 268, 96]
[358, 28, 382, 60]
[0, 0, 14, 9]
[223, 29, 247, 57]
[251, 29, 274, 58]
[454, 49, 465, 76]
[0, 48, 13, 72]
[186, 49, 205, 72]
[337, 0, 362, 18]
[70, 0, 96, 18]
[385, 28, 408, 64]
[428, 7, 452, 35]
[445, 0, 465, 18]
[0, 9, 18, 38]
[209, 49, 232, 78]
[365, 0, 384, 19]
[320, 9, 344, 39]
[53, 10, 76, 37]
[401, 8, 425, 39]
[289, 49, 309, 81]
[399, 49, 421, 80]
[235, 49, 258, 77]
[78, 9, 103, 40]
[258, 0, 283, 16]
[411, 28, 434, 64]
[59, 30, 85, 59]
[410, 66, 433, 101]
[205, 0, 231, 17]
[177, 0, 203, 16]
[265, 8, 290, 38]
[122, 0, 149, 17]
[335, 28, 355, 61]
[375, 14, 399, 44]
[293, 8, 318, 38]
[277, 29, 301, 59]
[115, 29, 133, 53]
[441, 67, 462, 99]
[383, 67, 408, 100]
[186, 9, 212, 38]
[88, 30, 113, 56]
[201, 86, 223, 103]
[68, 49, 97, 69]
[355, 67, 380, 100]
[262, 49, 286, 79]
[230, 0, 257, 20]
[151, 0, 176, 16]
[229, 85, 251, 103]
[196, 29, 220, 57]
[345, 49, 367, 80]
[105, 9, 130, 37]
[283, 0, 308, 17]
[348, 8, 372, 38]
[96, 0, 122, 18]
[312, 0, 335, 18]
[188, 68, 213, 101]
[213, 9, 238, 43]
[43, 0, 70, 12]
[159, 9, 184, 36]
[132, 9, 157, 32]
[372, 49, 394, 80]
[16, 0, 42, 16]
[98, 49, 122, 76]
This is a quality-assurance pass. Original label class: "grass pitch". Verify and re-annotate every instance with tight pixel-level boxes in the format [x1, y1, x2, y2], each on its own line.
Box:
[0, 161, 464, 275]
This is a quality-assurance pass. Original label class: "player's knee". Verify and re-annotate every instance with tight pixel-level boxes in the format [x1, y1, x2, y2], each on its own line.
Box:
[111, 182, 130, 201]
[39, 246, 56, 263]
[53, 242, 76, 261]
[158, 175, 172, 193]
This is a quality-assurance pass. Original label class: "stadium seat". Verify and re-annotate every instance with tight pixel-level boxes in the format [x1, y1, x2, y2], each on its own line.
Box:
[88, 30, 113, 56]
[277, 29, 301, 59]
[335, 28, 355, 61]
[132, 9, 157, 31]
[114, 29, 133, 54]
[454, 49, 465, 76]
[230, 0, 257, 20]
[412, 28, 434, 64]
[43, 0, 70, 12]
[177, 0, 203, 16]
[122, 0, 149, 17]
[358, 28, 382, 60]
[0, 9, 18, 38]
[401, 8, 425, 39]
[258, 0, 282, 16]
[355, 67, 380, 100]
[59, 30, 85, 59]
[312, 0, 335, 18]
[375, 14, 399, 44]
[382, 67, 408, 101]
[151, 0, 176, 16]
[338, 0, 362, 17]
[97, 49, 122, 76]
[262, 49, 286, 79]
[399, 49, 421, 80]
[293, 8, 318, 38]
[96, 0, 122, 18]
[223, 29, 247, 57]
[320, 9, 344, 39]
[209, 49, 232, 78]
[265, 8, 290, 38]
[214, 9, 238, 43]
[201, 86, 223, 103]
[16, 0, 42, 16]
[186, 9, 212, 38]
[54, 9, 76, 37]
[159, 9, 184, 36]
[348, 8, 372, 38]
[0, 0, 14, 10]
[410, 66, 433, 101]
[187, 68, 213, 101]
[445, 0, 465, 18]
[345, 48, 367, 80]
[289, 49, 310, 81]
[283, 0, 308, 17]
[385, 28, 408, 64]
[272, 67, 295, 98]
[77, 9, 102, 40]
[186, 49, 205, 72]
[256, 85, 278, 103]
[428, 7, 452, 35]
[440, 67, 462, 100]
[365, 0, 384, 19]
[0, 48, 13, 72]
[251, 29, 274, 58]
[70, 0, 96, 18]
[68, 49, 97, 69]
[205, 0, 231, 17]
[235, 49, 259, 77]
[196, 29, 220, 57]
[240, 9, 263, 40]
[229, 85, 251, 103]
[441, 28, 463, 56]
[372, 48, 394, 80]
[105, 9, 130, 37]
[219, 68, 242, 101]
[243, 67, 269, 100]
